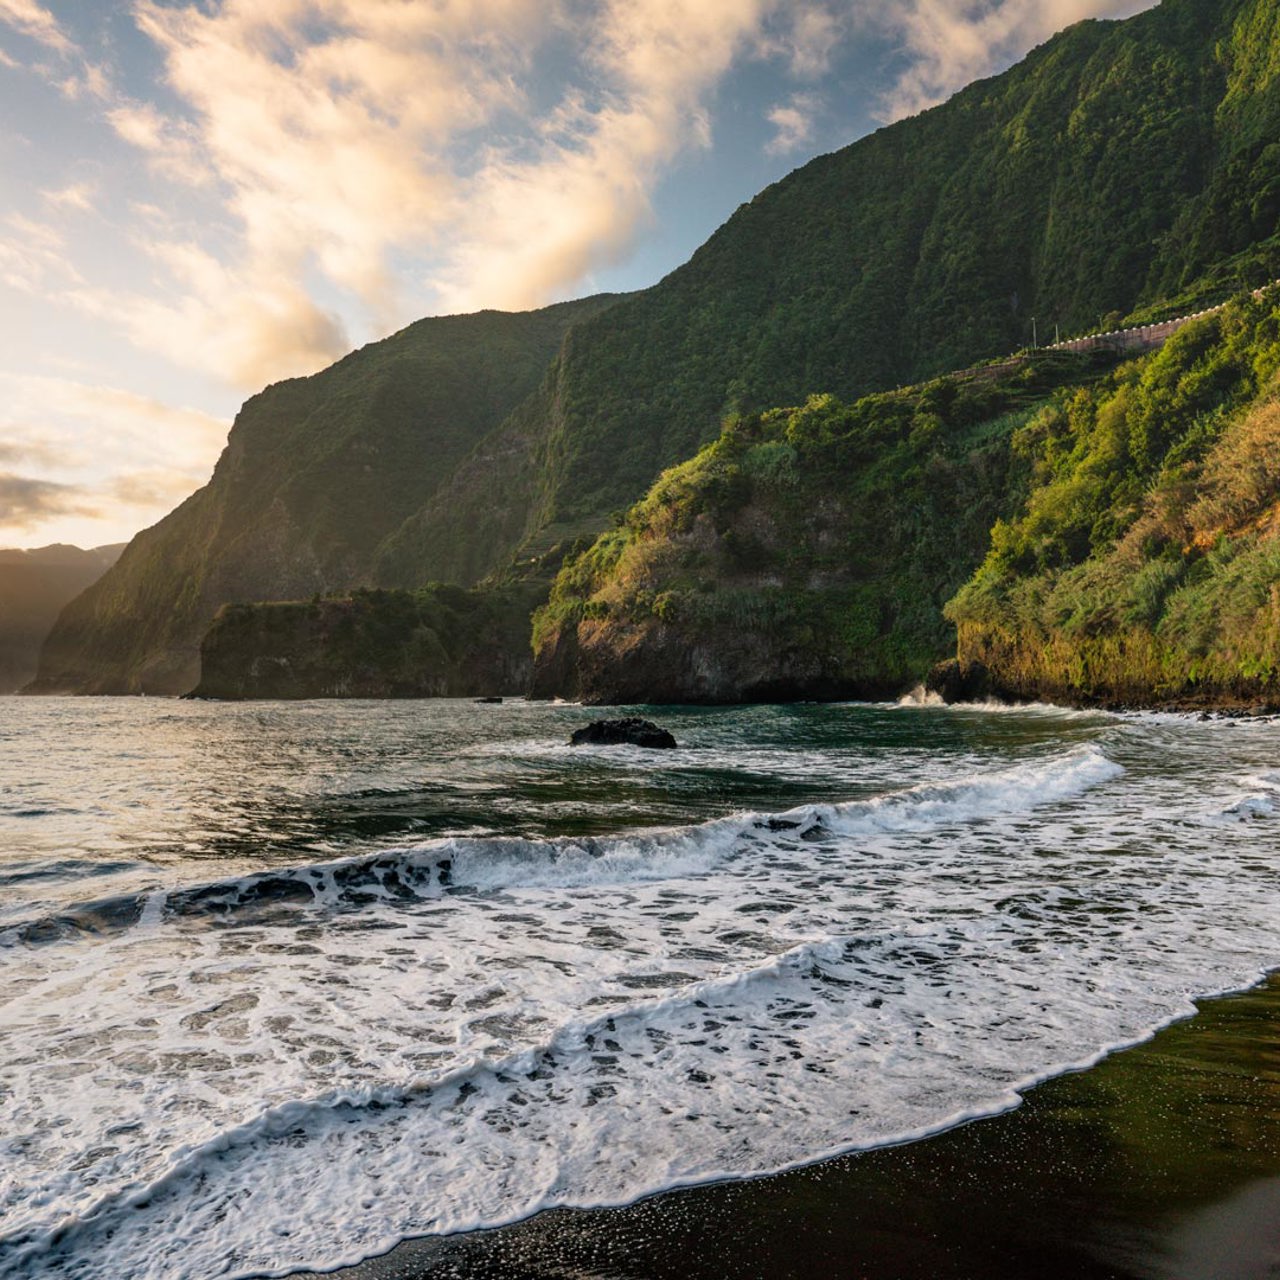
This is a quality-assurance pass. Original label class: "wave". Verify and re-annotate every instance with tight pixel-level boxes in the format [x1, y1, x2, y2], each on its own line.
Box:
[0, 746, 1121, 948]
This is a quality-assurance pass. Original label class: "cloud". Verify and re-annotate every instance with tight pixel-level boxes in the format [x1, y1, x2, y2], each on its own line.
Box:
[765, 92, 820, 156]
[41, 181, 95, 211]
[0, 372, 232, 543]
[95, 0, 850, 382]
[68, 242, 351, 390]
[766, 4, 849, 79]
[109, 467, 206, 508]
[0, 213, 84, 295]
[0, 0, 72, 55]
[0, 439, 60, 468]
[872, 0, 1158, 122]
[431, 0, 795, 311]
[0, 473, 96, 529]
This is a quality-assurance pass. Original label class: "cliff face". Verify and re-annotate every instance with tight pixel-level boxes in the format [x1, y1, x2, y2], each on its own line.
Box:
[190, 584, 540, 700]
[531, 354, 1118, 704]
[31, 298, 619, 695]
[0, 544, 123, 693]
[946, 295, 1280, 709]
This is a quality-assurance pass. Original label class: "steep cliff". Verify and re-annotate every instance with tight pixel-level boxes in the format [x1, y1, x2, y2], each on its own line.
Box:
[190, 584, 540, 700]
[30, 297, 619, 694]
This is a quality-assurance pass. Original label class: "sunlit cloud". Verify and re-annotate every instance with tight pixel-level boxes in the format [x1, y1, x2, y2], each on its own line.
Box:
[765, 92, 819, 156]
[0, 213, 84, 294]
[0, 372, 230, 543]
[41, 181, 95, 211]
[0, 0, 72, 56]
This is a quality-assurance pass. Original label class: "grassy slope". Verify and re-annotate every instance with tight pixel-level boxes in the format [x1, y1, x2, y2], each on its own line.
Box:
[31, 298, 619, 695]
[531, 354, 1121, 703]
[946, 295, 1280, 706]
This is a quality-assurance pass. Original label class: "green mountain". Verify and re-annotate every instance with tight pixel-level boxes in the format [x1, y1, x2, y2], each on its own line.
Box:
[380, 0, 1280, 591]
[35, 0, 1280, 698]
[0, 544, 123, 693]
[30, 297, 619, 694]
[945, 293, 1280, 708]
[530, 353, 1120, 703]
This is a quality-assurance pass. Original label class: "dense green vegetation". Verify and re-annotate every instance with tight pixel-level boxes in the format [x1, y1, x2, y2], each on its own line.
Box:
[390, 0, 1280, 592]
[34, 0, 1280, 699]
[533, 354, 1118, 703]
[192, 583, 543, 700]
[947, 295, 1280, 705]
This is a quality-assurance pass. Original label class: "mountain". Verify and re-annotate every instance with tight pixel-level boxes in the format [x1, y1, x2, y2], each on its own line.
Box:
[378, 0, 1280, 590]
[0, 544, 124, 693]
[35, 0, 1280, 697]
[529, 351, 1121, 703]
[30, 297, 620, 694]
[945, 292, 1280, 709]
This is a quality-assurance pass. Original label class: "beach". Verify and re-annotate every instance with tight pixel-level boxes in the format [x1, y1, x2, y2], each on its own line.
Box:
[321, 974, 1280, 1280]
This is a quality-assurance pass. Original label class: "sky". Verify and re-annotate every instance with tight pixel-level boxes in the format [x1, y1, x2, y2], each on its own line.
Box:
[0, 0, 1156, 550]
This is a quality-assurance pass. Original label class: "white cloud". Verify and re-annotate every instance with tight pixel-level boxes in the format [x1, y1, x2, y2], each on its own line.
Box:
[42, 181, 95, 211]
[0, 0, 71, 55]
[0, 213, 84, 294]
[98, 0, 852, 376]
[872, 0, 1158, 122]
[430, 0, 804, 310]
[765, 92, 819, 157]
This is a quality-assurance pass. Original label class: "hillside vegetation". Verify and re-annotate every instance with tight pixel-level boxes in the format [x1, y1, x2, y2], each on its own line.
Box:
[33, 0, 1280, 698]
[381, 0, 1280, 590]
[947, 294, 1280, 707]
[532, 354, 1120, 703]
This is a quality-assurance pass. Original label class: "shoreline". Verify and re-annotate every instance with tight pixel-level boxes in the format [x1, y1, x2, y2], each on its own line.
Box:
[303, 971, 1280, 1280]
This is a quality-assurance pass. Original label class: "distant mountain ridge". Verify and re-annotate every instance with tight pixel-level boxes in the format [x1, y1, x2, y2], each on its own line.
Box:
[33, 0, 1280, 696]
[0, 544, 124, 693]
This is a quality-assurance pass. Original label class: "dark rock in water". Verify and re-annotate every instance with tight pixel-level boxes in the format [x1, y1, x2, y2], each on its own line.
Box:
[925, 659, 993, 704]
[569, 718, 678, 749]
[474, 696, 503, 704]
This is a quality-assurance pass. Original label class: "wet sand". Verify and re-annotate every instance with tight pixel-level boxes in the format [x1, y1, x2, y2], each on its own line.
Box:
[310, 973, 1280, 1280]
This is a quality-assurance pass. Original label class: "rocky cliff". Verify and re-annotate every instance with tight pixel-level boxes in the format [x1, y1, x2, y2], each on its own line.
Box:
[30, 298, 619, 694]
[532, 353, 1118, 703]
[190, 584, 540, 700]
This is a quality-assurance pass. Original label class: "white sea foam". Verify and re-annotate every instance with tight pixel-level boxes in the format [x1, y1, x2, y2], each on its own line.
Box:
[1, 727, 1278, 1280]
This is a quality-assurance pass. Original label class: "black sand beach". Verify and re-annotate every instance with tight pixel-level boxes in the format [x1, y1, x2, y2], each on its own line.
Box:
[313, 974, 1280, 1280]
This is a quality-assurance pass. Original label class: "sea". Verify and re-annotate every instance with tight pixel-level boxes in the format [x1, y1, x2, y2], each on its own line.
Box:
[0, 695, 1277, 1279]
